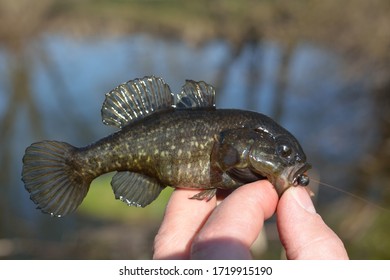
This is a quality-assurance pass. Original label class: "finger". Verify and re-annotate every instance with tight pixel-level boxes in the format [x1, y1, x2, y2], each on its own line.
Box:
[277, 186, 349, 260]
[153, 188, 216, 259]
[190, 180, 278, 259]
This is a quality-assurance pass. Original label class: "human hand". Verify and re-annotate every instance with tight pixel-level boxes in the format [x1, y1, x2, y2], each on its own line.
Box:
[153, 180, 349, 259]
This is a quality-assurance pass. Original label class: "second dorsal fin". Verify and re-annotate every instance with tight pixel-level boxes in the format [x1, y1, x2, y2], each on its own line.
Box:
[175, 80, 216, 109]
[101, 76, 174, 128]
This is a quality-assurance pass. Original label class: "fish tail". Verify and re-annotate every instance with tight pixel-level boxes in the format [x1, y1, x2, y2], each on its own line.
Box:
[22, 140, 91, 217]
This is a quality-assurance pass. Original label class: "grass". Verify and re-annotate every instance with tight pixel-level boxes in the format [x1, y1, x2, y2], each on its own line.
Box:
[78, 172, 173, 223]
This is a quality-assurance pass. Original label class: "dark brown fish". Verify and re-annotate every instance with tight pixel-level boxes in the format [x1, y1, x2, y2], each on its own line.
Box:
[22, 76, 311, 217]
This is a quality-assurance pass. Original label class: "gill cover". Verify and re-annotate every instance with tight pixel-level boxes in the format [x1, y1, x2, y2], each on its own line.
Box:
[215, 127, 311, 195]
[215, 128, 274, 184]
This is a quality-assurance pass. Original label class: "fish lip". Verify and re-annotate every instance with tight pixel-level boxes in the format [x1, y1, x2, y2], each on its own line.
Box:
[290, 162, 312, 185]
[274, 162, 311, 196]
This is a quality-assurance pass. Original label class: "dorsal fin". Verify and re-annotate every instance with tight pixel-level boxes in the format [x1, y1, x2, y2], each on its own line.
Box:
[101, 76, 174, 128]
[175, 80, 216, 109]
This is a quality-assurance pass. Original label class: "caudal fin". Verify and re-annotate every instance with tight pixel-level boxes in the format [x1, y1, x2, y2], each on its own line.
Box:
[22, 141, 90, 217]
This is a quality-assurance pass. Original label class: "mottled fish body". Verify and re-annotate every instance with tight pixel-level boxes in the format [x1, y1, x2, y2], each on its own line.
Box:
[22, 76, 311, 217]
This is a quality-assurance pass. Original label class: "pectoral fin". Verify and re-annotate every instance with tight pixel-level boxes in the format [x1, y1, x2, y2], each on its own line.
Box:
[111, 171, 165, 207]
[226, 168, 265, 184]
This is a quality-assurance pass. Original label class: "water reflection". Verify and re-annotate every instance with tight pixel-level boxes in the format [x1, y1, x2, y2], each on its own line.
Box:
[0, 34, 382, 259]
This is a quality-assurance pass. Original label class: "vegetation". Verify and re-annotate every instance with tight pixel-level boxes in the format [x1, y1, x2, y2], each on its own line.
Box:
[0, 0, 389, 259]
[79, 173, 172, 222]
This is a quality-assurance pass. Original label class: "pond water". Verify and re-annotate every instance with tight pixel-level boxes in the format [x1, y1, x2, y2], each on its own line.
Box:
[0, 33, 378, 256]
[24, 34, 376, 156]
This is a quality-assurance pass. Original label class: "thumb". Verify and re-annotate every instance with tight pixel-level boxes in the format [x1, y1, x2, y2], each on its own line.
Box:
[277, 187, 348, 260]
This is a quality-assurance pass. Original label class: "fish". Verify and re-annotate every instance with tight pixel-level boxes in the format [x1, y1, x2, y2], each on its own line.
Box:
[22, 76, 311, 217]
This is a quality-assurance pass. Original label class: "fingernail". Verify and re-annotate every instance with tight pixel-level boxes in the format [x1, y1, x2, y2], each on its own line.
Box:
[292, 187, 316, 214]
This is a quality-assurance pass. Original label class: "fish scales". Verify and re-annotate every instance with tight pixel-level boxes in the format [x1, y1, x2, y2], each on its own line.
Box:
[76, 109, 268, 186]
[22, 76, 311, 217]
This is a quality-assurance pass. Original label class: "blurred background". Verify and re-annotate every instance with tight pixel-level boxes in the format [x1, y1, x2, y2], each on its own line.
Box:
[0, 0, 389, 259]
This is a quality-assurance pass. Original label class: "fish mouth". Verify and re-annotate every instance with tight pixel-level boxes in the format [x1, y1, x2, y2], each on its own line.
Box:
[291, 162, 312, 186]
[274, 162, 312, 196]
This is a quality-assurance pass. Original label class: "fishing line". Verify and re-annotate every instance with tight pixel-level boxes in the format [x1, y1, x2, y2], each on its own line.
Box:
[310, 178, 388, 212]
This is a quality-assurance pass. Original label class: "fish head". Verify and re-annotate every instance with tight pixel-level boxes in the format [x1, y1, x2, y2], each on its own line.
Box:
[248, 130, 311, 195]
[215, 127, 311, 196]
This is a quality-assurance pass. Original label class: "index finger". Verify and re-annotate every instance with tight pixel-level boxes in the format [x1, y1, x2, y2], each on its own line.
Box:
[190, 180, 279, 259]
[153, 188, 216, 259]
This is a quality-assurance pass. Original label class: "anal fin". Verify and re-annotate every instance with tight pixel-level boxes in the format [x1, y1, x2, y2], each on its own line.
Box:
[111, 171, 165, 207]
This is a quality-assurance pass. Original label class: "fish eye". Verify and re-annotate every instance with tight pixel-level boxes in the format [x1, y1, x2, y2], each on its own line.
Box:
[277, 144, 292, 158]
